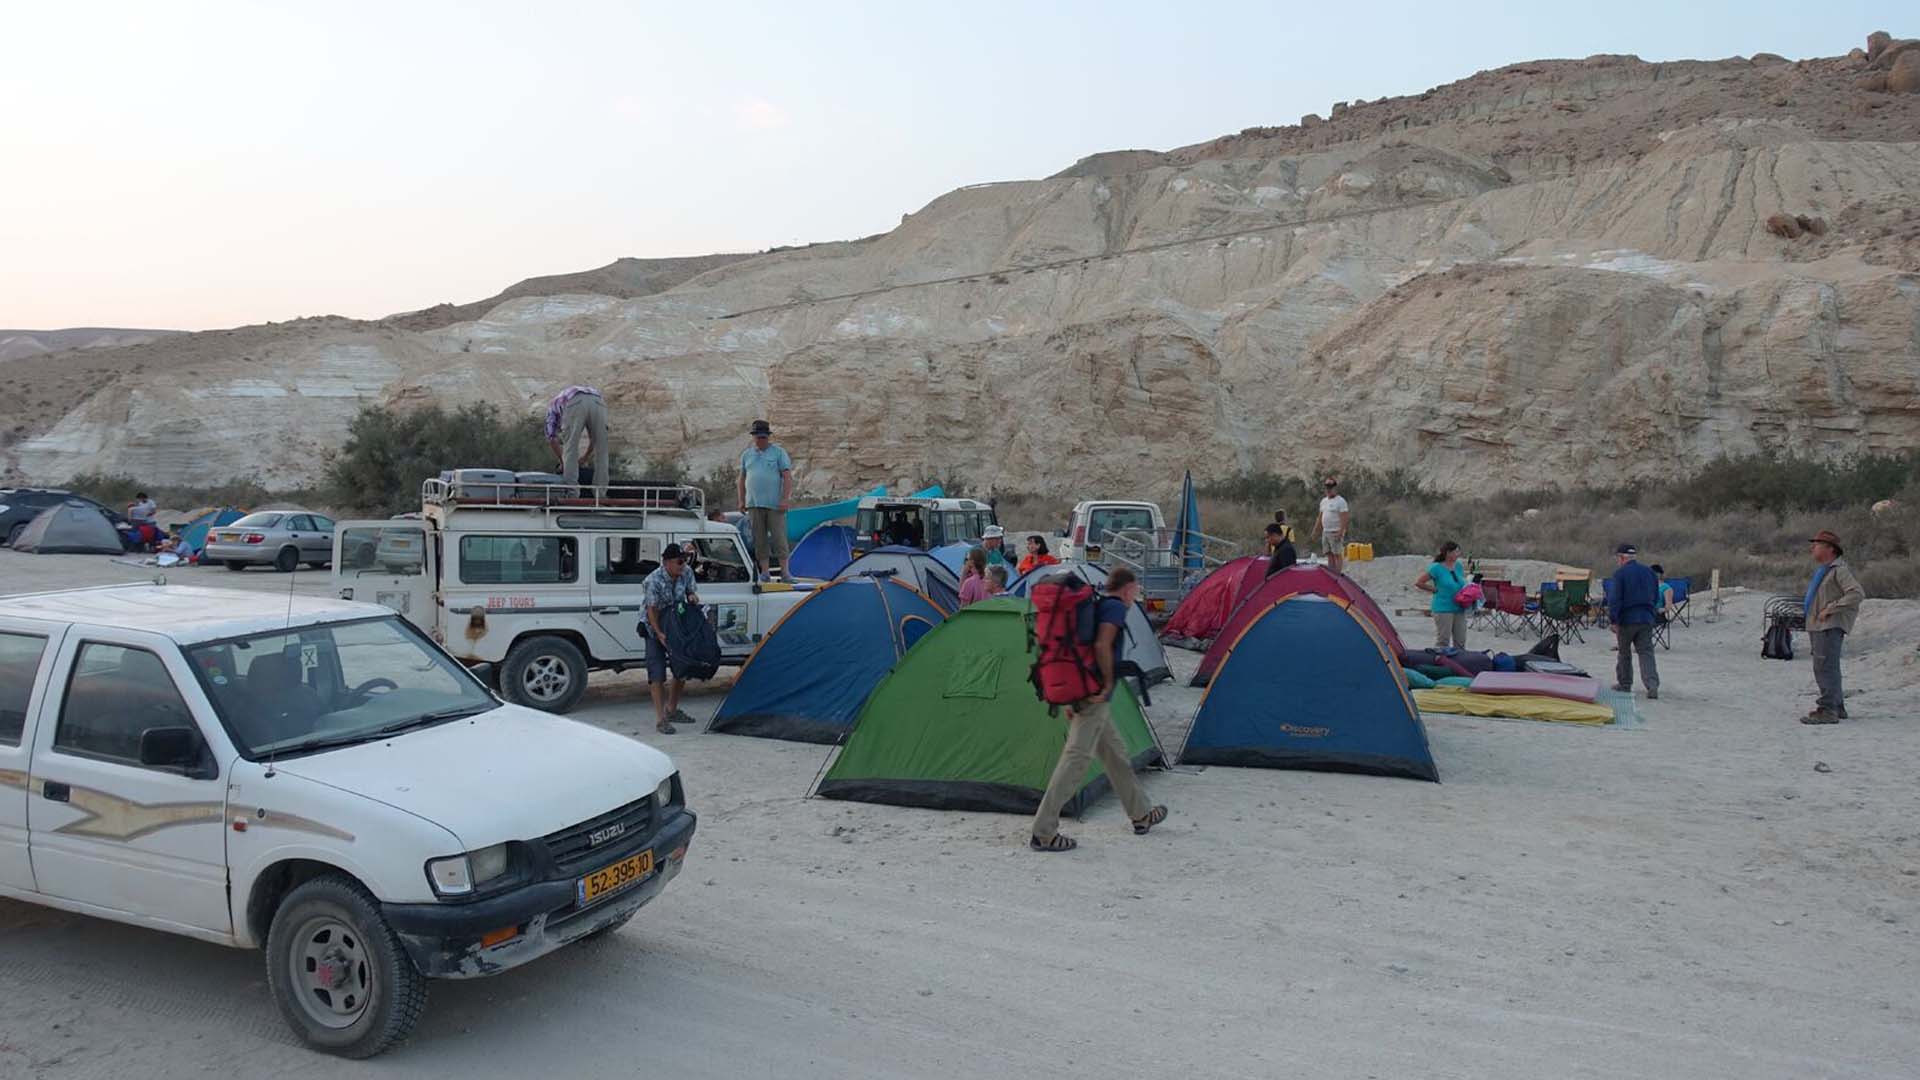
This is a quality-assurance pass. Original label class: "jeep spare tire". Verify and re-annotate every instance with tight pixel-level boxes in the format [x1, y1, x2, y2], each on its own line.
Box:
[501, 635, 587, 713]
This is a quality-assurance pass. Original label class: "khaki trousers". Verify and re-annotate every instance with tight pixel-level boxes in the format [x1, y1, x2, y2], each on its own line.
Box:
[1031, 696, 1151, 840]
[561, 393, 609, 498]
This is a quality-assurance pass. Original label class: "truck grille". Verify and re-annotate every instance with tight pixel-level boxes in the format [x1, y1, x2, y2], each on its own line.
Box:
[542, 796, 653, 873]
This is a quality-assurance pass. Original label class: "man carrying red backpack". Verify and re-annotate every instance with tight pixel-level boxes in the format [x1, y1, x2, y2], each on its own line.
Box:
[1028, 567, 1168, 852]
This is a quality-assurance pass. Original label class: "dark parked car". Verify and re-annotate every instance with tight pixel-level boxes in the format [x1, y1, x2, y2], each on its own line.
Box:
[1, 489, 129, 548]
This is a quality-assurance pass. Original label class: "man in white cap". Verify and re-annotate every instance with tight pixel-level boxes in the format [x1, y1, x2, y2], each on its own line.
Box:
[978, 525, 1014, 576]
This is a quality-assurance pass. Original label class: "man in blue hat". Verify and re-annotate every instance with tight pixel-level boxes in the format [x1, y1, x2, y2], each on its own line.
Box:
[1606, 543, 1660, 699]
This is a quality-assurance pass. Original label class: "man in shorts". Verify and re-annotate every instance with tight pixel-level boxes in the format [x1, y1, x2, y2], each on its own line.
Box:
[736, 419, 794, 580]
[643, 543, 701, 733]
[1312, 477, 1351, 573]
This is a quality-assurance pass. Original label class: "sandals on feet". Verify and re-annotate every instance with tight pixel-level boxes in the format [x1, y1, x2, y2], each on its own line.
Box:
[1029, 833, 1077, 852]
[655, 719, 677, 734]
[1132, 805, 1169, 835]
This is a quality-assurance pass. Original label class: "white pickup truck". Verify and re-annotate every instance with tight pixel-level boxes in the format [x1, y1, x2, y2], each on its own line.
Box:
[1057, 500, 1168, 564]
[0, 584, 693, 1057]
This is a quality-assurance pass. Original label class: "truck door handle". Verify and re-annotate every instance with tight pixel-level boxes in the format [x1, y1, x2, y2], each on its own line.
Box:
[42, 780, 70, 803]
[596, 606, 621, 615]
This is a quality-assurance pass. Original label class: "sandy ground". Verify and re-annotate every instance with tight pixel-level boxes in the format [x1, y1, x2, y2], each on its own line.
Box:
[0, 550, 1916, 1079]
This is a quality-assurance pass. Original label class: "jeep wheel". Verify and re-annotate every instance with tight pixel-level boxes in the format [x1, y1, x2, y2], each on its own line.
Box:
[274, 546, 301, 573]
[501, 635, 588, 713]
[266, 874, 426, 1059]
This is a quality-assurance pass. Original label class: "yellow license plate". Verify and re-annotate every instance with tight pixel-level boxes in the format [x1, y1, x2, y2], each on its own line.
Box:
[219, 532, 240, 541]
[577, 850, 653, 907]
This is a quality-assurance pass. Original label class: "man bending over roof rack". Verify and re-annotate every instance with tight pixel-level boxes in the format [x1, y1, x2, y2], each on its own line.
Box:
[545, 385, 609, 500]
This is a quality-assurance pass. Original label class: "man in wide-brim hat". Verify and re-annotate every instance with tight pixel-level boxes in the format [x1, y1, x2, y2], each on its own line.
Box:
[1801, 529, 1865, 725]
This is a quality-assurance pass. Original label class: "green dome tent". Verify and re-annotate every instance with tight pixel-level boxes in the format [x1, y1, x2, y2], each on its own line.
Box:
[815, 597, 1164, 815]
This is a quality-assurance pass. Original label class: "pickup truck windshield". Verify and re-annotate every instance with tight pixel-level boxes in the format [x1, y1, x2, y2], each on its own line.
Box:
[1088, 508, 1155, 545]
[185, 616, 496, 758]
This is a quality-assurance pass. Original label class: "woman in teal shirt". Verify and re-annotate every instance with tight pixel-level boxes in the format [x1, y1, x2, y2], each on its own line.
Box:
[1414, 541, 1469, 649]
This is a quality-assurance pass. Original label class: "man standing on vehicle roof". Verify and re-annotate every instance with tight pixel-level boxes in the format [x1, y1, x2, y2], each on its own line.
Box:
[544, 385, 609, 500]
[644, 543, 701, 734]
[1311, 477, 1350, 573]
[737, 420, 793, 580]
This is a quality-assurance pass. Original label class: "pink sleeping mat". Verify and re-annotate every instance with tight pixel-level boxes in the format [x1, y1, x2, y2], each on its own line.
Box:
[1468, 671, 1601, 703]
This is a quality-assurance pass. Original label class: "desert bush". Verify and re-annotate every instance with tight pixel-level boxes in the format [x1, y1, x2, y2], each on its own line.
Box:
[324, 402, 551, 517]
[62, 472, 294, 513]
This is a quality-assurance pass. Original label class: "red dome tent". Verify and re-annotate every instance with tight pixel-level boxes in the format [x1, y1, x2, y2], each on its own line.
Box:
[1190, 564, 1406, 686]
[1159, 555, 1267, 649]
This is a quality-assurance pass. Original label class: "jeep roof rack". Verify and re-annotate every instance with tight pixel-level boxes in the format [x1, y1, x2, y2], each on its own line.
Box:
[422, 477, 706, 516]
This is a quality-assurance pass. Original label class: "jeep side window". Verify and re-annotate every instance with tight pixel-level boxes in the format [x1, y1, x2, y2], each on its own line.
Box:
[55, 643, 197, 767]
[459, 535, 578, 584]
[596, 536, 661, 584]
[688, 538, 750, 584]
[0, 631, 48, 745]
[340, 526, 424, 575]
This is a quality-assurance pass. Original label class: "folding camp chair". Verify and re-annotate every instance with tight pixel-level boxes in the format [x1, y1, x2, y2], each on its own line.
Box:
[1562, 578, 1592, 627]
[1668, 577, 1692, 627]
[1539, 588, 1584, 645]
[1468, 579, 1507, 635]
[1493, 583, 1536, 637]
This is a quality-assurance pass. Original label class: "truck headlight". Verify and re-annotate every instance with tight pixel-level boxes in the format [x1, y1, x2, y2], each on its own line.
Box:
[469, 843, 510, 884]
[426, 843, 513, 897]
[655, 774, 676, 810]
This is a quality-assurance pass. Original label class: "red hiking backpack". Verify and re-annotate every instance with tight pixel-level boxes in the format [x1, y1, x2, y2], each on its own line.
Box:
[1028, 573, 1104, 708]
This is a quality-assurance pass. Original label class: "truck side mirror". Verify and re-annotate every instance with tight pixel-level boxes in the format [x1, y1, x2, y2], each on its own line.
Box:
[140, 726, 214, 779]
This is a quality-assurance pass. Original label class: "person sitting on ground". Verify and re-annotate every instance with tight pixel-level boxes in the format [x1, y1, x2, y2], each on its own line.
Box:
[1414, 540, 1469, 649]
[1018, 534, 1060, 577]
[959, 548, 996, 605]
[1263, 522, 1298, 578]
[1270, 509, 1294, 543]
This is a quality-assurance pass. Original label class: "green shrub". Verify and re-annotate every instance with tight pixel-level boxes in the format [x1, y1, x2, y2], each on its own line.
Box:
[323, 402, 551, 517]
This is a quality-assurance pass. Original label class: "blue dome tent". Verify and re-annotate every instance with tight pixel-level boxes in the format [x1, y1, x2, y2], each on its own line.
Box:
[1181, 593, 1438, 781]
[708, 575, 947, 743]
[833, 546, 962, 613]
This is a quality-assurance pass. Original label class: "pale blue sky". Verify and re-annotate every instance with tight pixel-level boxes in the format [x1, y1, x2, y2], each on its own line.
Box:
[0, 1, 1898, 329]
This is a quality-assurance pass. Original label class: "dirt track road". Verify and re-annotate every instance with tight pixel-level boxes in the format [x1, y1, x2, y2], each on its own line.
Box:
[2, 553, 1917, 1078]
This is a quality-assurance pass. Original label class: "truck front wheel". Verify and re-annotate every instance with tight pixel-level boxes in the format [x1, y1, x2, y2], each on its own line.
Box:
[265, 874, 426, 1059]
[500, 635, 588, 713]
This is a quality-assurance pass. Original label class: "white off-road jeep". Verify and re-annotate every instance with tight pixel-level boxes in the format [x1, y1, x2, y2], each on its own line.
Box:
[0, 584, 693, 1057]
[332, 479, 809, 712]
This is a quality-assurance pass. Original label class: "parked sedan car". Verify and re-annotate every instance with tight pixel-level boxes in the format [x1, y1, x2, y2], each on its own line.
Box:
[204, 510, 337, 571]
[1, 488, 129, 547]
